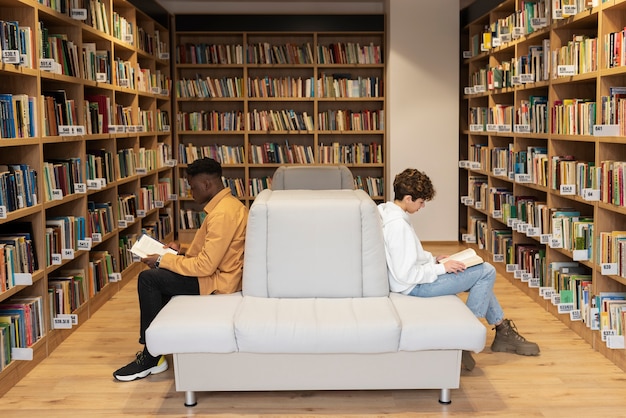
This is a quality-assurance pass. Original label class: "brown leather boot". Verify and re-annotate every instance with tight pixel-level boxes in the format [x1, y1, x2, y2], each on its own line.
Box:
[491, 319, 540, 356]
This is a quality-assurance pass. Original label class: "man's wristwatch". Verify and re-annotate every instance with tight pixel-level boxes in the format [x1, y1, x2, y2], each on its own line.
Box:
[155, 255, 162, 268]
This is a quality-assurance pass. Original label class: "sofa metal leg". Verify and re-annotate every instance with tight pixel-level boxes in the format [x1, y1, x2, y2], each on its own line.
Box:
[184, 391, 197, 407]
[438, 388, 451, 404]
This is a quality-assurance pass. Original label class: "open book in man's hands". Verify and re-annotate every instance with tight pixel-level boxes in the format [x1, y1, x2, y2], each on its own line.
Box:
[130, 234, 178, 259]
[438, 248, 484, 268]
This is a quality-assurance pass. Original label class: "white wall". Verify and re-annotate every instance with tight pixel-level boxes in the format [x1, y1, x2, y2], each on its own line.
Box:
[386, 0, 459, 241]
[158, 0, 460, 241]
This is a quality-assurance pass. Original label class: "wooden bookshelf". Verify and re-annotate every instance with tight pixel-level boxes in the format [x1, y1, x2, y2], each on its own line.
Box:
[0, 0, 172, 395]
[460, 0, 626, 371]
[171, 15, 386, 239]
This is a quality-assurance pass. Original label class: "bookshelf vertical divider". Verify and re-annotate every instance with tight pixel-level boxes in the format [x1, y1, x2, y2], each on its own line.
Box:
[460, 0, 626, 371]
[0, 0, 172, 395]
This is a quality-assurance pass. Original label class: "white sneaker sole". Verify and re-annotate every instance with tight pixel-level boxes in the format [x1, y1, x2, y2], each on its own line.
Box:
[114, 357, 169, 382]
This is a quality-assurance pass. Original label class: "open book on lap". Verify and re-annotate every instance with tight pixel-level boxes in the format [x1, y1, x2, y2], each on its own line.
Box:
[130, 234, 178, 259]
[438, 248, 484, 268]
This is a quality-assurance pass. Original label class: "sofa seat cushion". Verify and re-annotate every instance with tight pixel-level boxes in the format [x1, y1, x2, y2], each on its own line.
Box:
[234, 296, 401, 353]
[145, 293, 242, 355]
[390, 293, 486, 352]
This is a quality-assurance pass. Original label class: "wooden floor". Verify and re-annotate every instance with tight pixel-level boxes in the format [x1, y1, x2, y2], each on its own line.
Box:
[1, 243, 626, 417]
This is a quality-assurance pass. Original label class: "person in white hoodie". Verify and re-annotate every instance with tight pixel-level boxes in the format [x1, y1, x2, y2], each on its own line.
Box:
[378, 168, 539, 370]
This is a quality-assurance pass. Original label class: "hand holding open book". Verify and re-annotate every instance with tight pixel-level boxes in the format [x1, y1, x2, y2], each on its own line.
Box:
[130, 234, 178, 259]
[438, 248, 484, 269]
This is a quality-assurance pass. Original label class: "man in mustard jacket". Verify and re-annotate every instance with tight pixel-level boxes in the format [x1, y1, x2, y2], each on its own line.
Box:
[114, 157, 248, 382]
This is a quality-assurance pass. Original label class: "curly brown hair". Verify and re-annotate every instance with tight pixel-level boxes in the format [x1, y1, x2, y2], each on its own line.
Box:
[393, 168, 435, 202]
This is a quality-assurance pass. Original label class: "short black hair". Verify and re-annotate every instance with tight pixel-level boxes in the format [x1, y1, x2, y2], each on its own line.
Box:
[186, 157, 222, 178]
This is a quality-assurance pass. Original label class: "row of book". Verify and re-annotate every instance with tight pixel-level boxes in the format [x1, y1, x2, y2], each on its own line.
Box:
[137, 179, 173, 212]
[175, 41, 383, 65]
[0, 20, 34, 68]
[176, 76, 245, 99]
[1, 231, 37, 292]
[87, 200, 114, 238]
[0, 94, 36, 139]
[118, 234, 138, 271]
[0, 164, 38, 213]
[177, 110, 244, 132]
[179, 143, 245, 165]
[45, 216, 87, 266]
[42, 158, 83, 202]
[140, 209, 174, 243]
[318, 109, 384, 131]
[248, 143, 314, 165]
[354, 176, 384, 197]
[136, 27, 168, 59]
[0, 296, 44, 370]
[319, 142, 383, 164]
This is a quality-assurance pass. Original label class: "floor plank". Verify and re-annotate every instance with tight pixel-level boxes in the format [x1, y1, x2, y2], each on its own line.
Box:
[1, 243, 626, 417]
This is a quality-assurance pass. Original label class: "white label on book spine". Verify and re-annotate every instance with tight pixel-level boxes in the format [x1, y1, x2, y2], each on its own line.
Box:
[465, 234, 477, 243]
[98, 178, 107, 188]
[493, 167, 507, 176]
[572, 249, 589, 261]
[62, 248, 74, 260]
[550, 238, 562, 248]
[58, 126, 73, 136]
[515, 173, 532, 183]
[109, 273, 122, 282]
[492, 210, 502, 219]
[53, 315, 73, 329]
[162, 125, 171, 132]
[492, 37, 501, 47]
[465, 198, 474, 206]
[531, 17, 547, 28]
[557, 65, 576, 76]
[39, 58, 55, 71]
[521, 272, 532, 282]
[570, 310, 582, 321]
[96, 72, 107, 82]
[87, 180, 101, 190]
[497, 124, 511, 133]
[553, 9, 563, 19]
[151, 86, 161, 94]
[136, 167, 148, 175]
[602, 329, 617, 342]
[124, 34, 134, 44]
[513, 27, 524, 38]
[540, 287, 553, 299]
[464, 87, 473, 95]
[52, 189, 63, 200]
[474, 85, 486, 93]
[463, 50, 472, 59]
[475, 201, 483, 210]
[75, 183, 86, 194]
[92, 232, 102, 243]
[601, 263, 618, 275]
[78, 238, 92, 251]
[14, 273, 32, 285]
[470, 124, 484, 132]
[168, 194, 178, 201]
[514, 124, 531, 133]
[517, 223, 529, 234]
[166, 159, 177, 167]
[582, 188, 600, 201]
[459, 161, 469, 168]
[12, 347, 33, 360]
[486, 124, 498, 132]
[159, 52, 170, 60]
[514, 269, 524, 279]
[119, 79, 130, 88]
[606, 335, 625, 349]
[506, 264, 519, 273]
[108, 125, 125, 133]
[137, 210, 146, 218]
[540, 234, 551, 244]
[125, 215, 134, 223]
[493, 254, 504, 263]
[511, 75, 521, 86]
[71, 8, 87, 19]
[558, 303, 574, 314]
[563, 5, 577, 15]
[118, 220, 127, 228]
[529, 278, 540, 288]
[0, 206, 6, 219]
[500, 33, 511, 43]
[70, 314, 78, 325]
[469, 161, 481, 170]
[507, 217, 518, 227]
[2, 50, 20, 64]
[560, 184, 576, 195]
[51, 254, 62, 265]
[155, 201, 164, 208]
[126, 125, 137, 133]
[593, 124, 619, 136]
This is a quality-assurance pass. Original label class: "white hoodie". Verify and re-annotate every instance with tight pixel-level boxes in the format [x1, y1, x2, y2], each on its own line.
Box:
[377, 202, 446, 294]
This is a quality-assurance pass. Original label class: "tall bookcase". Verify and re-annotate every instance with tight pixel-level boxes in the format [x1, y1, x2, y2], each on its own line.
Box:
[172, 15, 386, 241]
[460, 0, 626, 371]
[0, 0, 172, 395]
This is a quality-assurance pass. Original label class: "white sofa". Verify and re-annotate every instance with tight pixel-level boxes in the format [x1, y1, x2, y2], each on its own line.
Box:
[146, 189, 486, 407]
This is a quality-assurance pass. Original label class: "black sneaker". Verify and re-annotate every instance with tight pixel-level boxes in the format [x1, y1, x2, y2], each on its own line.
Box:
[113, 351, 168, 382]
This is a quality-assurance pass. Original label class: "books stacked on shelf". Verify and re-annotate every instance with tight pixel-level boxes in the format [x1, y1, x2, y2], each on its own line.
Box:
[112, 11, 133, 44]
[0, 295, 44, 369]
[89, 250, 115, 294]
[157, 178, 172, 202]
[86, 149, 115, 184]
[317, 109, 384, 131]
[354, 176, 384, 197]
[42, 90, 80, 136]
[84, 95, 111, 134]
[491, 229, 514, 264]
[0, 94, 36, 139]
[177, 110, 244, 131]
[87, 201, 114, 238]
[552, 34, 597, 76]
[469, 107, 487, 131]
[598, 231, 626, 278]
[467, 175, 488, 211]
[149, 70, 170, 95]
[37, 21, 81, 77]
[246, 41, 314, 64]
[43, 158, 83, 200]
[117, 194, 138, 221]
[596, 292, 626, 348]
[515, 244, 546, 285]
[600, 87, 626, 135]
[82, 44, 111, 83]
[604, 29, 626, 69]
[138, 184, 156, 212]
[156, 110, 170, 133]
[222, 177, 245, 198]
[0, 233, 36, 290]
[179, 143, 245, 165]
[177, 76, 244, 98]
[551, 98, 596, 135]
[317, 42, 381, 64]
[138, 109, 154, 132]
[470, 144, 488, 169]
[179, 209, 205, 230]
[176, 42, 244, 64]
[318, 142, 382, 164]
[549, 208, 581, 250]
[487, 187, 513, 216]
[247, 109, 313, 132]
[116, 148, 137, 179]
[154, 30, 168, 60]
[248, 177, 271, 198]
[137, 147, 158, 172]
[249, 142, 314, 164]
[0, 164, 38, 212]
[247, 76, 312, 98]
[45, 216, 87, 256]
[113, 58, 136, 89]
[48, 268, 88, 315]
[118, 234, 138, 271]
[0, 20, 34, 68]
[317, 73, 382, 98]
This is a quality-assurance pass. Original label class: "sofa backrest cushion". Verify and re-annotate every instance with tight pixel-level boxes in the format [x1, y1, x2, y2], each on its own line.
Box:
[243, 189, 389, 298]
[271, 165, 354, 190]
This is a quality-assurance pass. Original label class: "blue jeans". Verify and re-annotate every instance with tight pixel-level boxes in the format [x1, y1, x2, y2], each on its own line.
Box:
[407, 262, 504, 325]
[137, 268, 200, 345]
